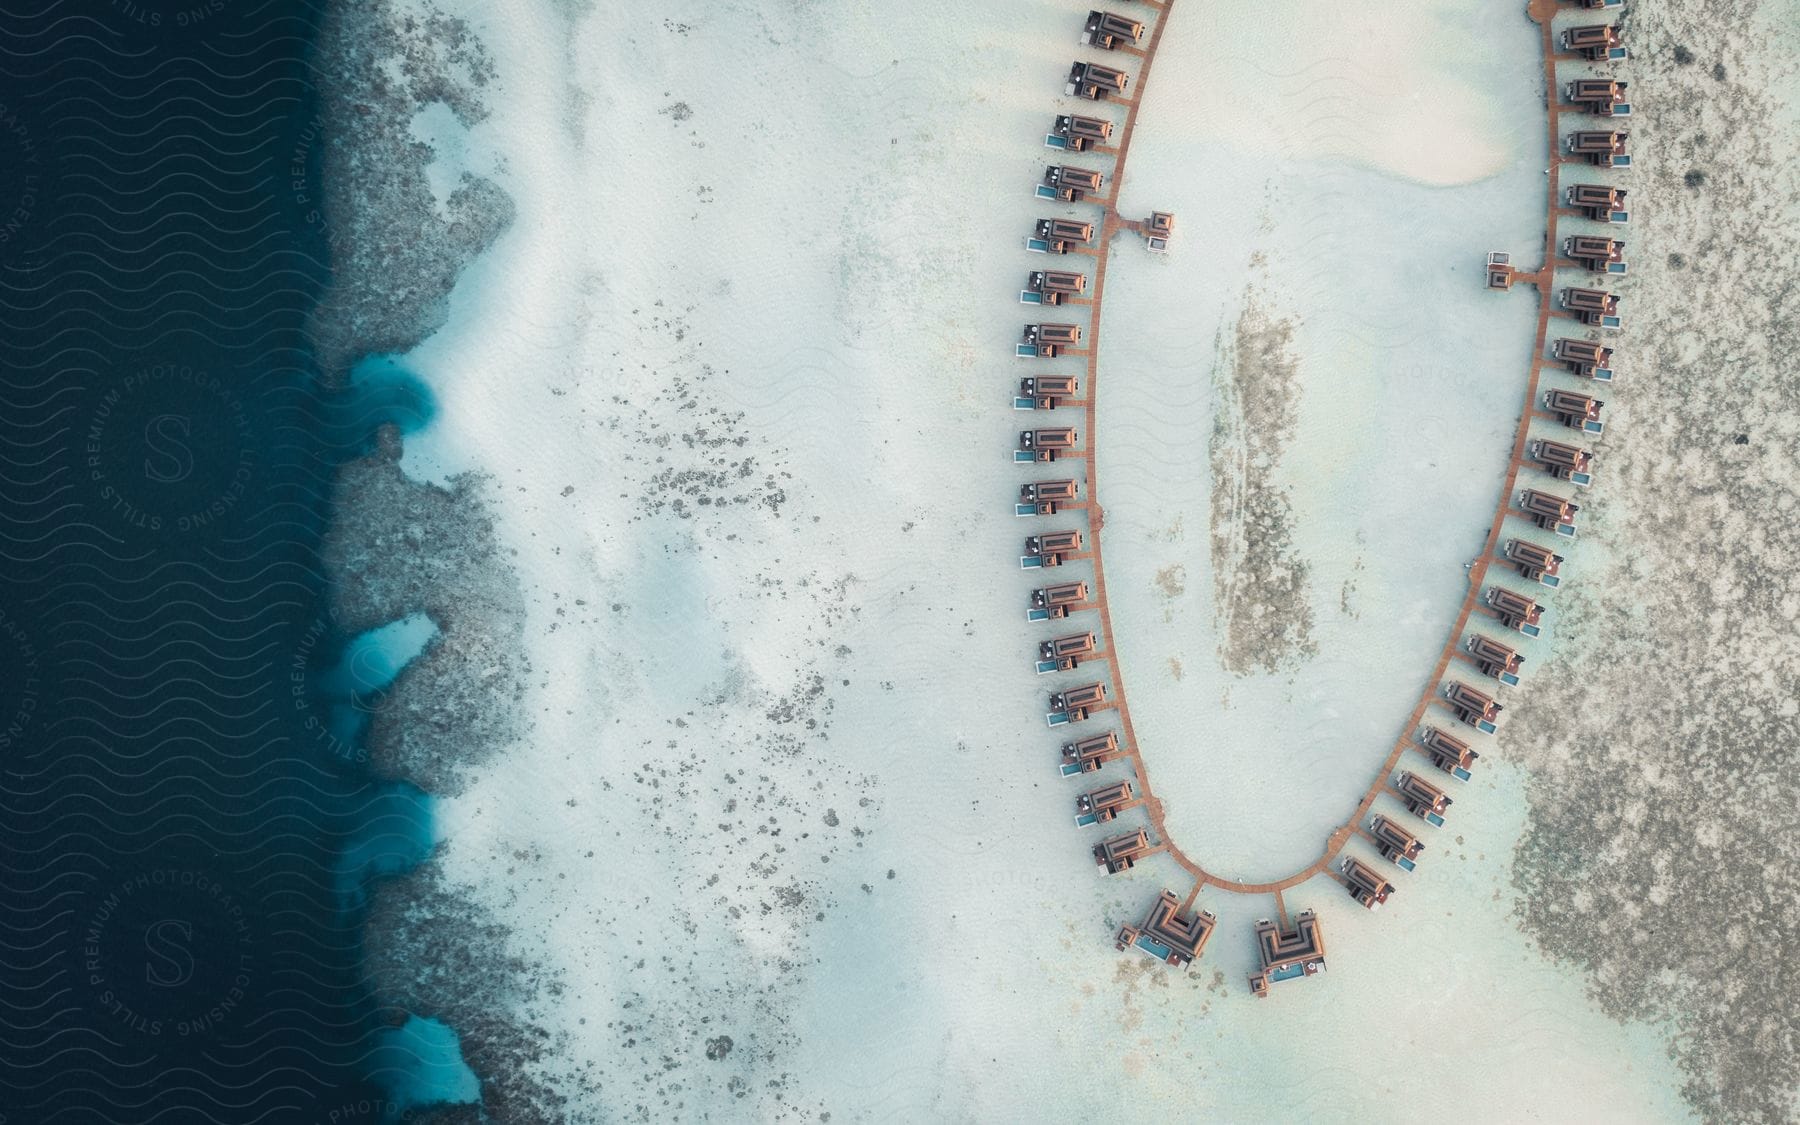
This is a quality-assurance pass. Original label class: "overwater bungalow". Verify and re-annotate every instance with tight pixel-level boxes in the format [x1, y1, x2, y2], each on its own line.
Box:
[1026, 268, 1088, 306]
[1051, 681, 1107, 721]
[1420, 726, 1480, 778]
[1023, 322, 1083, 357]
[1083, 10, 1144, 49]
[1554, 337, 1614, 377]
[1040, 631, 1097, 668]
[1142, 210, 1175, 253]
[1486, 585, 1546, 635]
[1067, 60, 1130, 101]
[1034, 217, 1095, 253]
[1018, 374, 1080, 409]
[1020, 478, 1079, 515]
[1248, 911, 1326, 997]
[1397, 770, 1453, 826]
[1116, 890, 1216, 969]
[1563, 23, 1628, 61]
[1545, 388, 1605, 434]
[1562, 285, 1622, 328]
[1505, 537, 1564, 585]
[1531, 438, 1594, 484]
[1566, 183, 1629, 223]
[1063, 729, 1124, 773]
[1566, 78, 1631, 116]
[1444, 680, 1502, 732]
[1052, 113, 1113, 151]
[1370, 815, 1425, 870]
[1565, 234, 1627, 274]
[1467, 630, 1526, 680]
[1519, 488, 1579, 534]
[1567, 129, 1630, 167]
[1342, 857, 1394, 910]
[1076, 779, 1134, 823]
[1025, 528, 1082, 565]
[1032, 579, 1088, 617]
[1042, 163, 1105, 203]
[1018, 426, 1078, 461]
[1094, 828, 1155, 874]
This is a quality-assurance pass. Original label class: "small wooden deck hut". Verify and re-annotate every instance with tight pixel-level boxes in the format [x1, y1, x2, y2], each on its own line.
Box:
[1142, 210, 1175, 252]
[1249, 911, 1326, 997]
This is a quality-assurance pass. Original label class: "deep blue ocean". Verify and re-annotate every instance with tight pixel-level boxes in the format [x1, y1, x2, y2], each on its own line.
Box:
[1, 1, 435, 1120]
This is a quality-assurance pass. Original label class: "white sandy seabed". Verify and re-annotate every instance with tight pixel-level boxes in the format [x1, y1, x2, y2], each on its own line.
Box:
[373, 0, 1697, 1119]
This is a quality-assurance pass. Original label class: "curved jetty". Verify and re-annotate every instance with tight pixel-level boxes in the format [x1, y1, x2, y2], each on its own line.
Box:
[1009, 0, 1636, 991]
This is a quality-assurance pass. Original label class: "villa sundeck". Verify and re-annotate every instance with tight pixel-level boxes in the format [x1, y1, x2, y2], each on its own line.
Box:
[1531, 438, 1594, 485]
[1049, 681, 1107, 723]
[1115, 890, 1216, 969]
[1082, 9, 1144, 50]
[1554, 337, 1614, 379]
[1444, 680, 1502, 733]
[1566, 77, 1631, 116]
[1519, 488, 1580, 536]
[1062, 729, 1124, 774]
[1022, 322, 1083, 358]
[1075, 780, 1134, 825]
[1467, 631, 1526, 682]
[1566, 183, 1629, 223]
[1049, 113, 1112, 152]
[1024, 268, 1088, 306]
[1370, 815, 1425, 870]
[1565, 234, 1627, 274]
[1248, 911, 1326, 997]
[1017, 426, 1079, 462]
[1563, 23, 1628, 61]
[1024, 528, 1082, 567]
[1568, 129, 1631, 167]
[1342, 857, 1394, 910]
[1545, 388, 1606, 434]
[1067, 60, 1130, 101]
[1397, 770, 1453, 826]
[1562, 285, 1623, 329]
[1094, 828, 1155, 874]
[1420, 726, 1480, 779]
[1018, 478, 1079, 516]
[1031, 580, 1088, 621]
[1039, 631, 1097, 673]
[1033, 217, 1094, 254]
[1505, 537, 1564, 586]
[1486, 586, 1546, 637]
[1017, 374, 1080, 410]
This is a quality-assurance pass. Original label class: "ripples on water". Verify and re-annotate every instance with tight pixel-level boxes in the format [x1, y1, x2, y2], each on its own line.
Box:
[0, 0, 437, 1118]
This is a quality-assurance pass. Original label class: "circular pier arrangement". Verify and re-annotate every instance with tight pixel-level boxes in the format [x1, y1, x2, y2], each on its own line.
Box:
[1012, 0, 1636, 994]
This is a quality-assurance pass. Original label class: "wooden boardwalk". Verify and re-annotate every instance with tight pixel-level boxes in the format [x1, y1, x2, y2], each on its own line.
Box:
[1047, 0, 1577, 903]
